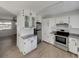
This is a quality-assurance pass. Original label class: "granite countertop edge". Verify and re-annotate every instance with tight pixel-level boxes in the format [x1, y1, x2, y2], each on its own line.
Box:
[21, 34, 37, 40]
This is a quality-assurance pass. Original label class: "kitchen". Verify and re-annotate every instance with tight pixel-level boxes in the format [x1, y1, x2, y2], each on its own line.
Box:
[0, 1, 79, 58]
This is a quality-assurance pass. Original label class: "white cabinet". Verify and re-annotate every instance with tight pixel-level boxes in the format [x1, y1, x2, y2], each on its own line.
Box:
[17, 9, 37, 55]
[69, 37, 78, 54]
[48, 34, 55, 45]
[25, 15, 36, 28]
[56, 16, 69, 24]
[31, 36, 37, 50]
[42, 18, 55, 45]
[23, 39, 31, 55]
[17, 10, 36, 29]
[20, 36, 37, 55]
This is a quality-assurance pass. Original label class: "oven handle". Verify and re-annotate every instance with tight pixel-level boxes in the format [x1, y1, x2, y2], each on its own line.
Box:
[55, 35, 68, 38]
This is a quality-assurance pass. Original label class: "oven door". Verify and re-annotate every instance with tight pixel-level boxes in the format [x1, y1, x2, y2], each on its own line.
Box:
[55, 35, 68, 47]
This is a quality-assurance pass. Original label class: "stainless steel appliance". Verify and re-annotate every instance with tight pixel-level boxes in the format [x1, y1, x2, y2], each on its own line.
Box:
[54, 30, 69, 51]
[34, 22, 42, 44]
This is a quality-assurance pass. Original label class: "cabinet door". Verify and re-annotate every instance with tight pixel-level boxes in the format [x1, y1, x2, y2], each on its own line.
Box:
[56, 16, 69, 24]
[31, 17, 35, 27]
[48, 34, 55, 45]
[69, 38, 78, 54]
[23, 39, 31, 55]
[49, 18, 56, 32]
[25, 16, 29, 28]
[56, 17, 63, 24]
[31, 36, 37, 50]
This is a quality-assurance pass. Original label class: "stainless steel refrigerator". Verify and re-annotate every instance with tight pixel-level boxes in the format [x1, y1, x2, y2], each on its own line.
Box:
[35, 22, 42, 44]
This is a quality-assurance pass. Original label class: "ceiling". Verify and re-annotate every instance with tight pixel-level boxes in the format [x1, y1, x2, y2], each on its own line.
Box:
[0, 1, 59, 19]
[40, 1, 79, 18]
[0, 1, 79, 19]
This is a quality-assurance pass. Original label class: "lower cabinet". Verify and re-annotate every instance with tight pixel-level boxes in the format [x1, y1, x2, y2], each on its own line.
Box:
[48, 34, 55, 45]
[23, 39, 31, 55]
[69, 37, 78, 54]
[31, 36, 37, 50]
[18, 36, 37, 55]
[42, 33, 55, 45]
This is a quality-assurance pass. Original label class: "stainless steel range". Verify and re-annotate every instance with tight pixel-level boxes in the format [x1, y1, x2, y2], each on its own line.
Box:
[54, 30, 69, 51]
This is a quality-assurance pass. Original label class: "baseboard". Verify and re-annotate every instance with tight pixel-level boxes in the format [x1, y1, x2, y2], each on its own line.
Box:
[42, 40, 54, 46]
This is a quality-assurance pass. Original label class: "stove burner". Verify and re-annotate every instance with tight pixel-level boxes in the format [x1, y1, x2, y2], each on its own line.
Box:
[55, 31, 69, 37]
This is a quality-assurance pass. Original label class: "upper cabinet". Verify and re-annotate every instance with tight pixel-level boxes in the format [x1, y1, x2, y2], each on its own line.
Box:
[55, 11, 79, 29]
[31, 17, 35, 27]
[56, 16, 69, 24]
[18, 10, 36, 29]
[25, 16, 30, 28]
[24, 16, 35, 28]
[35, 15, 42, 23]
[24, 12, 36, 28]
[55, 16, 70, 30]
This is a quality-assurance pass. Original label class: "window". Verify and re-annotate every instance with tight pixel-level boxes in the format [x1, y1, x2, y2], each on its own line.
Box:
[0, 21, 12, 30]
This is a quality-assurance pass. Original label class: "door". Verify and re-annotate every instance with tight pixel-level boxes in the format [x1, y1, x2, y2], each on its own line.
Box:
[69, 37, 78, 54]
